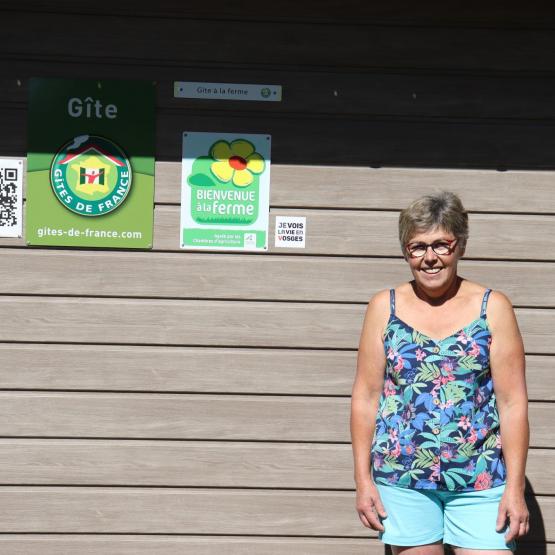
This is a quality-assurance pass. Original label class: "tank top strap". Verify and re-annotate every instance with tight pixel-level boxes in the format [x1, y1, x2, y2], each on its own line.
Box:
[389, 289, 396, 315]
[480, 288, 492, 317]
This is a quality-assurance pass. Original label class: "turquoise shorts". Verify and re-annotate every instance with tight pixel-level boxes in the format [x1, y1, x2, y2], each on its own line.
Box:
[376, 483, 516, 551]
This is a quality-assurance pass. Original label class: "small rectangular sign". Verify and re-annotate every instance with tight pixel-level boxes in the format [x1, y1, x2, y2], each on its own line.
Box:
[0, 158, 23, 237]
[275, 216, 306, 248]
[174, 81, 281, 102]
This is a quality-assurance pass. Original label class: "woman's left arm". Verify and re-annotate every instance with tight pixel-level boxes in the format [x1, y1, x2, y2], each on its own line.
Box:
[488, 290, 530, 542]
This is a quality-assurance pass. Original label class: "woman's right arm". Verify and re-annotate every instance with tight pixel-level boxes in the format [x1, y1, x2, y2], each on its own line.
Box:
[350, 290, 389, 531]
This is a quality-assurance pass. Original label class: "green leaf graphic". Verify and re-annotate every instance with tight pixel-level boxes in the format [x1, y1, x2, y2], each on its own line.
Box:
[188, 172, 216, 187]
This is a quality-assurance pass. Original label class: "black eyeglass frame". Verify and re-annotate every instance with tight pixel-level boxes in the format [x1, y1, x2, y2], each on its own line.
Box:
[405, 238, 458, 258]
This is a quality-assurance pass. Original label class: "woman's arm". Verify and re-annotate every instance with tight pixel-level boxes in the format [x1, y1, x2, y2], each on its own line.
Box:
[488, 290, 530, 542]
[350, 290, 389, 531]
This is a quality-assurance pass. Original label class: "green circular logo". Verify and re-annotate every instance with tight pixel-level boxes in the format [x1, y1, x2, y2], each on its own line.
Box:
[260, 87, 271, 98]
[50, 135, 132, 216]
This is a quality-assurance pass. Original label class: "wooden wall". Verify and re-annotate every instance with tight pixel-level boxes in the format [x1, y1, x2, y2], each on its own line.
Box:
[0, 2, 554, 553]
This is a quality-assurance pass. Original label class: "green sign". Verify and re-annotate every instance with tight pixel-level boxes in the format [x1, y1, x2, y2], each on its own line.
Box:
[26, 78, 155, 248]
[180, 132, 271, 251]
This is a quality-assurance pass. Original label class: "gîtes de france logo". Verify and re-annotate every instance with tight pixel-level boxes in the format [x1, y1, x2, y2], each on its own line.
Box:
[50, 135, 132, 216]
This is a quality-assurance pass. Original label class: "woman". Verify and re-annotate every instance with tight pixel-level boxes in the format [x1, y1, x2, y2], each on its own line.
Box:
[350, 191, 529, 554]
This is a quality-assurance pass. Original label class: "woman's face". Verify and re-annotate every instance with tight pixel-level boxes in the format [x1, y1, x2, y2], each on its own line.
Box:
[404, 226, 463, 295]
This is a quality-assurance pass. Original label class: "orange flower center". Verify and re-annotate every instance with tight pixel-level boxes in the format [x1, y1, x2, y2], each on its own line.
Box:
[229, 156, 247, 170]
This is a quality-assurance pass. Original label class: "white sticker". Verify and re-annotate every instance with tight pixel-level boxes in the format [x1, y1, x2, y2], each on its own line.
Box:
[0, 158, 23, 237]
[275, 216, 306, 248]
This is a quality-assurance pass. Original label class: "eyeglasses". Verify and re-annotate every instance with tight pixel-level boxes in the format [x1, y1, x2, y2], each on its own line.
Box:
[405, 239, 458, 258]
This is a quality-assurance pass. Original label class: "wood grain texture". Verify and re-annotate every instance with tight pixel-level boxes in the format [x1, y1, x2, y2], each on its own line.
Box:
[7, 69, 555, 121]
[156, 162, 555, 212]
[5, 157, 555, 213]
[0, 344, 355, 394]
[0, 486, 551, 541]
[157, 205, 555, 258]
[0, 297, 551, 352]
[7, 103, 555, 167]
[8, 0, 555, 27]
[0, 535, 390, 555]
[4, 11, 555, 72]
[0, 439, 552, 494]
[3, 207, 555, 259]
[0, 535, 551, 555]
[0, 249, 553, 305]
[0, 343, 550, 398]
[0, 393, 549, 446]
[8, 0, 555, 28]
[167, 208, 555, 259]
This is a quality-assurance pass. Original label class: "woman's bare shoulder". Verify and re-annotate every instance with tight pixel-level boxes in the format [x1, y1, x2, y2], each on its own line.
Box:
[487, 289, 515, 318]
[363, 289, 392, 331]
[366, 289, 391, 313]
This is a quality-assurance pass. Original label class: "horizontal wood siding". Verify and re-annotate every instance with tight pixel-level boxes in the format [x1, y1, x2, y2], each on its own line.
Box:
[0, 487, 553, 540]
[0, 4, 552, 553]
[0, 536, 393, 555]
[0, 344, 552, 399]
[0, 440, 552, 494]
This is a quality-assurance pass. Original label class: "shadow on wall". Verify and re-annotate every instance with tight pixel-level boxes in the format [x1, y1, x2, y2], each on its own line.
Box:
[381, 478, 546, 555]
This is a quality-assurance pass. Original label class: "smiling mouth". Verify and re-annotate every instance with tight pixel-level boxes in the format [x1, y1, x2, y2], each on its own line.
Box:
[422, 268, 442, 274]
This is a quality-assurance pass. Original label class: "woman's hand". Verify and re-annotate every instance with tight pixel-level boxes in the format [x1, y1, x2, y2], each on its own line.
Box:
[496, 487, 530, 542]
[355, 481, 388, 531]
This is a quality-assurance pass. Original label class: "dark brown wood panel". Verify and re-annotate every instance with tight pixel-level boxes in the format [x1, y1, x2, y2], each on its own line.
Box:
[7, 1, 555, 28]
[5, 69, 555, 120]
[6, 105, 555, 167]
[3, 11, 555, 72]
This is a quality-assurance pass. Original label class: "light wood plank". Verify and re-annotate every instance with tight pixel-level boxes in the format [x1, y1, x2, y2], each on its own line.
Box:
[0, 297, 365, 349]
[4, 155, 555, 213]
[0, 439, 552, 494]
[0, 393, 549, 446]
[165, 207, 555, 259]
[0, 534, 552, 555]
[0, 486, 550, 541]
[0, 249, 554, 306]
[0, 535, 389, 555]
[0, 297, 551, 352]
[0, 344, 356, 395]
[4, 206, 554, 259]
[0, 344, 550, 399]
[156, 162, 555, 212]
[0, 487, 551, 541]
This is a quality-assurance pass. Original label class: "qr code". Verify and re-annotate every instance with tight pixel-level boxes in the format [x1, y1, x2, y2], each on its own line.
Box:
[0, 159, 23, 237]
[0, 167, 19, 226]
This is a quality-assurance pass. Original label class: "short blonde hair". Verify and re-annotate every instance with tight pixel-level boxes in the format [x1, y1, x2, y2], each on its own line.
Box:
[399, 191, 468, 255]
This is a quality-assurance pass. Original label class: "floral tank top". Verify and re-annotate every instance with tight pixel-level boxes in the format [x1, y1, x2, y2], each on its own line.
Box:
[370, 288, 506, 491]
